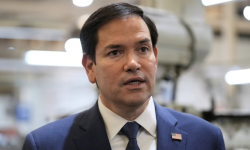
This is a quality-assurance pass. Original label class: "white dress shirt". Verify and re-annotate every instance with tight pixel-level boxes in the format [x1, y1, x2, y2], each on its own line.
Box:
[98, 96, 157, 150]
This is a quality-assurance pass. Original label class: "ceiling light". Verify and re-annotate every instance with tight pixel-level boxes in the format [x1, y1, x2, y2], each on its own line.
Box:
[8, 47, 15, 50]
[25, 50, 82, 67]
[0, 26, 65, 41]
[65, 38, 82, 53]
[73, 0, 93, 7]
[243, 6, 250, 21]
[225, 69, 250, 85]
[201, 0, 233, 6]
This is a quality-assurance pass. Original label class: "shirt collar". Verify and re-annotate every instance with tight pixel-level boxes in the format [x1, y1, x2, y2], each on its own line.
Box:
[98, 96, 157, 141]
[134, 97, 157, 137]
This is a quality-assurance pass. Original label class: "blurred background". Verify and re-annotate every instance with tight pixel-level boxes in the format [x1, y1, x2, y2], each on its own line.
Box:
[0, 0, 250, 149]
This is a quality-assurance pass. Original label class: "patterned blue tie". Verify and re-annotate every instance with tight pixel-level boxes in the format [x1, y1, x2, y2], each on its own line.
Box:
[121, 122, 140, 150]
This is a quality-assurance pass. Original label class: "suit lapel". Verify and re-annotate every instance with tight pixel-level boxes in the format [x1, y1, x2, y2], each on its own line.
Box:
[74, 102, 111, 150]
[72, 100, 187, 150]
[155, 102, 187, 150]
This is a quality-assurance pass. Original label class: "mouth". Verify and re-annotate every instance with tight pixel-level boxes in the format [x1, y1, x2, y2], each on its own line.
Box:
[124, 77, 145, 85]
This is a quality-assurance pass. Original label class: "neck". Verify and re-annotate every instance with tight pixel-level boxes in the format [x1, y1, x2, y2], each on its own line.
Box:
[100, 96, 150, 121]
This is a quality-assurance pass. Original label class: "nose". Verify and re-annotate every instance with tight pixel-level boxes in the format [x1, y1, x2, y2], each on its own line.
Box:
[123, 53, 141, 72]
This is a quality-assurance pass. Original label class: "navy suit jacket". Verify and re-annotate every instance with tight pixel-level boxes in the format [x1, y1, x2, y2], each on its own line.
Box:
[22, 101, 225, 150]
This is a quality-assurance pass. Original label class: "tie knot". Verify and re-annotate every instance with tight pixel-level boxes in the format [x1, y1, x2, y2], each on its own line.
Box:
[121, 122, 140, 140]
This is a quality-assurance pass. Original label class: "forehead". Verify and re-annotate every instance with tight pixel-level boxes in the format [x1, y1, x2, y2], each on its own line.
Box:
[96, 16, 151, 48]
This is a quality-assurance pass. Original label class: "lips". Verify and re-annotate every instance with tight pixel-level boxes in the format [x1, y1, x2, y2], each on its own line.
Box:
[124, 77, 145, 85]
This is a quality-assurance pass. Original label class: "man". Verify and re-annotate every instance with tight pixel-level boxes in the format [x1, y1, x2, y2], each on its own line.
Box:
[22, 3, 225, 150]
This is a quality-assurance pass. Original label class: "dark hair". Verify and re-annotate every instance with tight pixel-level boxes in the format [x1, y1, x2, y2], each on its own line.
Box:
[80, 2, 158, 63]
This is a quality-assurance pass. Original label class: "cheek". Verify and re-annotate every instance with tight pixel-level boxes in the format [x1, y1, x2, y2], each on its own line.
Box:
[146, 56, 157, 76]
[95, 65, 118, 84]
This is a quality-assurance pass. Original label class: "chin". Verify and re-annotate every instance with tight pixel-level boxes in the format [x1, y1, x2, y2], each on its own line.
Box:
[122, 94, 151, 107]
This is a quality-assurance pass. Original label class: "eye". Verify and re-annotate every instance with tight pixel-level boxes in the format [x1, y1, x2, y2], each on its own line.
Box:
[139, 47, 149, 53]
[108, 50, 121, 56]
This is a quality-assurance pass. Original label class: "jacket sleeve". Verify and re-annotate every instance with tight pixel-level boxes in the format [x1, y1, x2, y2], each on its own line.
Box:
[22, 133, 38, 150]
[217, 128, 226, 150]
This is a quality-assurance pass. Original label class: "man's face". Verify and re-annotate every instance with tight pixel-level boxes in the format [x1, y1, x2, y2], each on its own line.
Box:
[83, 16, 157, 110]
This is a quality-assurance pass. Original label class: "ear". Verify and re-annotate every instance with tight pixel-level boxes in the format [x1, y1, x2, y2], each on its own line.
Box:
[82, 53, 96, 83]
[154, 46, 158, 59]
[153, 46, 158, 70]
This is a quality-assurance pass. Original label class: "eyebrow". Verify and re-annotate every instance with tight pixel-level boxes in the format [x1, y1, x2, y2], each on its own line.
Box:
[137, 38, 151, 45]
[105, 38, 151, 50]
[106, 44, 123, 49]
